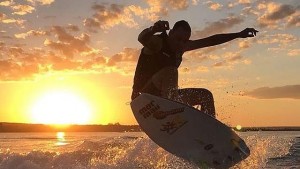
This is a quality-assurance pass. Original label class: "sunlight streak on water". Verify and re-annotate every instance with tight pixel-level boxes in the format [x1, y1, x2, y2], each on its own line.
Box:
[55, 132, 68, 146]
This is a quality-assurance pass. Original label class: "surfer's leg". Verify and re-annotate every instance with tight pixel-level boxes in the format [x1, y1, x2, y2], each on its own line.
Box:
[176, 88, 216, 118]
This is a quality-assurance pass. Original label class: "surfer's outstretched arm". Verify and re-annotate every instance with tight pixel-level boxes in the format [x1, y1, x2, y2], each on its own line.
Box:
[184, 28, 258, 51]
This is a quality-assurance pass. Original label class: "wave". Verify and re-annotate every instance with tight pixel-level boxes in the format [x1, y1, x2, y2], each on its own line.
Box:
[0, 132, 298, 169]
[266, 136, 300, 168]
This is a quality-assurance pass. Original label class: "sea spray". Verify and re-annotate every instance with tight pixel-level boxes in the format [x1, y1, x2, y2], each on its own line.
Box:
[233, 132, 292, 169]
[0, 132, 297, 169]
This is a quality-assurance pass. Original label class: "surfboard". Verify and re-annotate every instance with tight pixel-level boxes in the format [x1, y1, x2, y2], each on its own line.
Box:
[130, 93, 250, 169]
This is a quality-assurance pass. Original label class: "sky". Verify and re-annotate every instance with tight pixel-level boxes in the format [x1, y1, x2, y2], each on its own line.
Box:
[0, 0, 299, 127]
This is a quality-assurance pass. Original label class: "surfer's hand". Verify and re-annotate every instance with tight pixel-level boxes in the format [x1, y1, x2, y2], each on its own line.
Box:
[238, 28, 259, 38]
[151, 20, 170, 33]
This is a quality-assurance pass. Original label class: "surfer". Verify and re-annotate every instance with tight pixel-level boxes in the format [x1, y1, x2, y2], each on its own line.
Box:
[131, 20, 258, 118]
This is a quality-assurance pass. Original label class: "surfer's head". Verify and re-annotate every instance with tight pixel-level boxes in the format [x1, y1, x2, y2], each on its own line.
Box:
[168, 20, 191, 53]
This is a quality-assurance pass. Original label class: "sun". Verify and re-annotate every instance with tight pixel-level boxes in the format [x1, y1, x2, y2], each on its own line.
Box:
[30, 90, 92, 125]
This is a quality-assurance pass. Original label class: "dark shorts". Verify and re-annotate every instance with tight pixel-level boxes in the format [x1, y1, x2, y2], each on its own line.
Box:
[131, 81, 162, 100]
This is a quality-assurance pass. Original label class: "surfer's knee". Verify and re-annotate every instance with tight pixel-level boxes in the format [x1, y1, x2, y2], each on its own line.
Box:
[200, 89, 214, 101]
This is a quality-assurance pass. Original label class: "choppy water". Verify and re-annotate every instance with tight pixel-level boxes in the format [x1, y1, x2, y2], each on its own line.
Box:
[0, 131, 299, 169]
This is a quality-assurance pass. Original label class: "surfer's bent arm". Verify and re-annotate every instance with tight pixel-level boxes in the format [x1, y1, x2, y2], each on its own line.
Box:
[138, 27, 156, 46]
[184, 28, 258, 52]
[138, 20, 169, 52]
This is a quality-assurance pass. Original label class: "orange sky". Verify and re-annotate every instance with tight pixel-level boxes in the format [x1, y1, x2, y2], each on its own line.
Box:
[0, 0, 299, 126]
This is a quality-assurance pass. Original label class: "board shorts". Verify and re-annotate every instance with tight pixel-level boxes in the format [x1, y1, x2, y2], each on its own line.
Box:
[131, 81, 162, 100]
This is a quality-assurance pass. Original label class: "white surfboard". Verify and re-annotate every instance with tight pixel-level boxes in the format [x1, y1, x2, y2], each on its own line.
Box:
[130, 93, 250, 169]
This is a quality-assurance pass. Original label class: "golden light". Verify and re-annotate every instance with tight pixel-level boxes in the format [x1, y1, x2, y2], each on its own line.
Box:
[30, 90, 92, 125]
[236, 125, 242, 131]
[57, 132, 65, 139]
[56, 132, 67, 146]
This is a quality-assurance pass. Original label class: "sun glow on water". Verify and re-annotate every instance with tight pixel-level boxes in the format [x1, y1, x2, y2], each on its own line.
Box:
[56, 132, 67, 146]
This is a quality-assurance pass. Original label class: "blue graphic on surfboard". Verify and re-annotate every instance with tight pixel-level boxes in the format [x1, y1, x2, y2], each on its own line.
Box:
[130, 93, 250, 169]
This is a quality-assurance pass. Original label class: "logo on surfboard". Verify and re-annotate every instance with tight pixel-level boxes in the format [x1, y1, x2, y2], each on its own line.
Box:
[139, 101, 160, 118]
[138, 100, 185, 120]
[160, 115, 188, 135]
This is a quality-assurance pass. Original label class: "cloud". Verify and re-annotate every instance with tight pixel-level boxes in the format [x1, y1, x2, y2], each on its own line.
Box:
[44, 26, 92, 58]
[257, 3, 299, 29]
[0, 59, 41, 81]
[0, 41, 5, 50]
[0, 0, 14, 6]
[129, 0, 194, 21]
[0, 13, 5, 20]
[84, 3, 138, 31]
[127, 2, 168, 22]
[107, 48, 140, 66]
[239, 41, 250, 48]
[193, 16, 244, 38]
[212, 52, 249, 69]
[165, 0, 189, 10]
[26, 0, 55, 5]
[0, 13, 25, 25]
[66, 24, 80, 32]
[287, 10, 300, 27]
[256, 33, 298, 45]
[9, 46, 25, 57]
[15, 30, 49, 39]
[228, 0, 252, 8]
[196, 66, 209, 72]
[288, 49, 300, 56]
[11, 4, 35, 15]
[265, 4, 296, 20]
[179, 67, 191, 74]
[204, 1, 223, 11]
[84, 0, 194, 31]
[244, 85, 300, 99]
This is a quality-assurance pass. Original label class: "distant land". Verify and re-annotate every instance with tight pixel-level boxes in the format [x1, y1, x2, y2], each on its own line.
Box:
[0, 122, 141, 132]
[233, 126, 300, 132]
[0, 123, 300, 132]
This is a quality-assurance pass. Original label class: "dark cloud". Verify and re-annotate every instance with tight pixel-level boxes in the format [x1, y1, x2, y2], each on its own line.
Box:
[212, 52, 245, 68]
[258, 4, 300, 28]
[107, 48, 140, 66]
[193, 16, 244, 38]
[287, 12, 300, 27]
[84, 3, 136, 32]
[83, 56, 106, 69]
[0, 13, 5, 20]
[9, 47, 24, 57]
[266, 4, 296, 21]
[66, 24, 80, 32]
[244, 85, 300, 99]
[0, 41, 5, 50]
[45, 26, 91, 58]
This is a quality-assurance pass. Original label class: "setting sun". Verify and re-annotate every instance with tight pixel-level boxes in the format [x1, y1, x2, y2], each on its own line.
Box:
[30, 90, 92, 125]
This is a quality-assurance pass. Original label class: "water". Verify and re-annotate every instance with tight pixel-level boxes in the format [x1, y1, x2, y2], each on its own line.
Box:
[0, 131, 299, 169]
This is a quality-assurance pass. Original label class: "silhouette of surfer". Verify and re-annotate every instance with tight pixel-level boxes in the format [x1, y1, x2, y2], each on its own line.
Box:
[132, 20, 258, 118]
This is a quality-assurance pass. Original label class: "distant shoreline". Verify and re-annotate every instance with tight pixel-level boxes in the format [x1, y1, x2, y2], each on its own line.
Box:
[233, 126, 300, 132]
[0, 123, 300, 132]
[0, 122, 141, 132]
